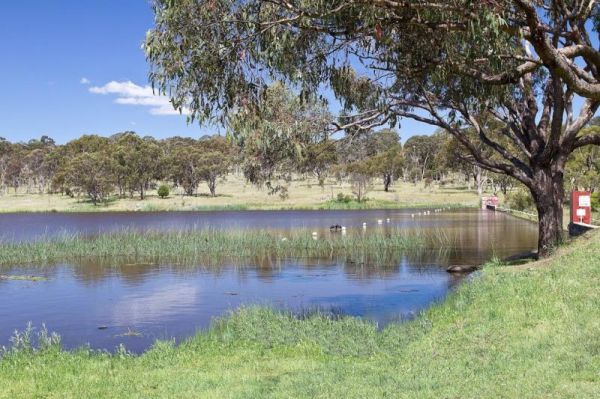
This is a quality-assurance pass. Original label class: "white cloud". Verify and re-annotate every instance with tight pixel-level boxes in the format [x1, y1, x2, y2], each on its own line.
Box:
[80, 77, 91, 85]
[89, 80, 188, 116]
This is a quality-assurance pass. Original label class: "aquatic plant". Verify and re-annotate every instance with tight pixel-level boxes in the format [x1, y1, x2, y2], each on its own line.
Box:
[0, 228, 456, 266]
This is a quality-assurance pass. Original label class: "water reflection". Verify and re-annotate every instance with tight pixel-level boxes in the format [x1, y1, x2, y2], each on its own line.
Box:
[0, 209, 536, 245]
[0, 209, 538, 353]
[112, 283, 201, 326]
[1, 248, 503, 286]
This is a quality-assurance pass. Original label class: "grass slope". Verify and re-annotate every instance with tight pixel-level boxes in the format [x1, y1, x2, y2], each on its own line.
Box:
[1, 233, 599, 398]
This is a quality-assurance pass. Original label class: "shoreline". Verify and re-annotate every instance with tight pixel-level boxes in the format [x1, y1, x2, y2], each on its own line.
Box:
[0, 202, 475, 214]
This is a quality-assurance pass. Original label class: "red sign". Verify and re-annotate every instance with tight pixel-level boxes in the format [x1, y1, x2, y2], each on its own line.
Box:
[571, 191, 592, 225]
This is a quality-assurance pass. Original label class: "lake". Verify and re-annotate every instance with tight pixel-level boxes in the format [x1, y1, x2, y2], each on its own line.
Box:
[0, 209, 538, 352]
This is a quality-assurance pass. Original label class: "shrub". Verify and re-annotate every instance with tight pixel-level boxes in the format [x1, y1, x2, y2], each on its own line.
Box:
[336, 193, 352, 203]
[592, 192, 599, 211]
[157, 184, 170, 199]
[506, 189, 534, 211]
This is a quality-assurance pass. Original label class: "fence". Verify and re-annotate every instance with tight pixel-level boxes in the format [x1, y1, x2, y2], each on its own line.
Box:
[495, 206, 538, 221]
[494, 206, 600, 227]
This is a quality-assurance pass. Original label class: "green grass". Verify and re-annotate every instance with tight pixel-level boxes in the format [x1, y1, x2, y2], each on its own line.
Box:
[0, 228, 445, 266]
[1, 232, 599, 398]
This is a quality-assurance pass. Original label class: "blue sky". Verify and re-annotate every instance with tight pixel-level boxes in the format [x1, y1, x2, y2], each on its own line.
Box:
[0, 1, 437, 144]
[0, 1, 206, 143]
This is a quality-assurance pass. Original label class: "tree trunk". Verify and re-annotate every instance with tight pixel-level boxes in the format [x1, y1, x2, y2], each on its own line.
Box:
[529, 166, 565, 258]
[383, 173, 391, 192]
[208, 178, 216, 197]
[474, 167, 485, 197]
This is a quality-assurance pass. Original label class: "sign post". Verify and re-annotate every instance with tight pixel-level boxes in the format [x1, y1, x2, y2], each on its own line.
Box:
[570, 191, 592, 225]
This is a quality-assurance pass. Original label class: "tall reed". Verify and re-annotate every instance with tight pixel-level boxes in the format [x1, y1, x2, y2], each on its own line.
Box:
[0, 228, 455, 266]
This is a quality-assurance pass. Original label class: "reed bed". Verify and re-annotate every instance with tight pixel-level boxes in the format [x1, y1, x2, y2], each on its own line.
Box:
[0, 228, 457, 266]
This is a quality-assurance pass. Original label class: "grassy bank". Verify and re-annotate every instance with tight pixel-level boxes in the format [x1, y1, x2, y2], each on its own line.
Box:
[0, 178, 480, 213]
[0, 228, 451, 266]
[1, 233, 599, 397]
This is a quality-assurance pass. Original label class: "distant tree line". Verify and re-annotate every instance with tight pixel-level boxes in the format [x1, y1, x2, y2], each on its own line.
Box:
[1, 120, 598, 206]
[0, 127, 407, 204]
[0, 132, 235, 204]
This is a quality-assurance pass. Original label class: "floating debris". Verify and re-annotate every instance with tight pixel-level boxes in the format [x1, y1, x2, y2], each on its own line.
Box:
[0, 274, 47, 282]
[446, 265, 479, 273]
[115, 328, 142, 338]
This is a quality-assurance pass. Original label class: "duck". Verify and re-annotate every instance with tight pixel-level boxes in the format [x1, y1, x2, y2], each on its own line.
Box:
[329, 224, 342, 232]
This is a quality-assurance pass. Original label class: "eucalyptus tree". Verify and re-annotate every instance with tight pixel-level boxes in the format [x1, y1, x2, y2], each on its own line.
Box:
[4, 144, 25, 193]
[146, 0, 600, 256]
[228, 82, 331, 194]
[438, 123, 505, 194]
[22, 149, 48, 193]
[64, 134, 111, 154]
[65, 152, 115, 205]
[344, 159, 373, 202]
[113, 133, 164, 199]
[197, 135, 235, 196]
[298, 139, 338, 185]
[0, 138, 12, 195]
[362, 129, 403, 191]
[404, 135, 443, 183]
[566, 125, 600, 191]
[168, 143, 204, 195]
[42, 147, 68, 194]
[368, 144, 404, 192]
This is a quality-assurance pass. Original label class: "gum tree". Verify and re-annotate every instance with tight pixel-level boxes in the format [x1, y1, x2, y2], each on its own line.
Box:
[168, 143, 205, 195]
[145, 1, 600, 257]
[229, 82, 331, 194]
[198, 136, 235, 196]
[113, 133, 163, 200]
[65, 152, 115, 205]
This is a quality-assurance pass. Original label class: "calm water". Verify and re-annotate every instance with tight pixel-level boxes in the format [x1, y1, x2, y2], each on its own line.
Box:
[0, 209, 538, 352]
